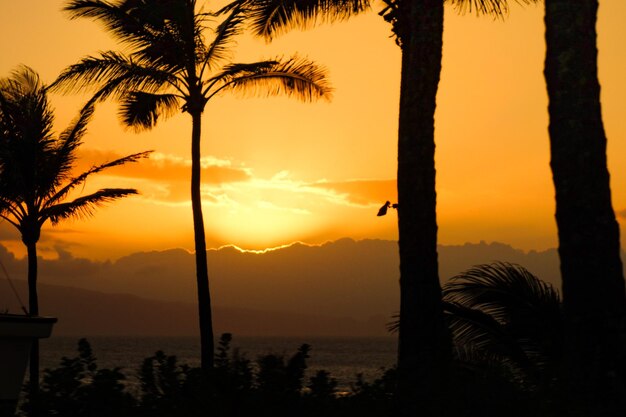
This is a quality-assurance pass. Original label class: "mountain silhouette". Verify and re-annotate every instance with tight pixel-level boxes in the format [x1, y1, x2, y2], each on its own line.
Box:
[3, 238, 619, 330]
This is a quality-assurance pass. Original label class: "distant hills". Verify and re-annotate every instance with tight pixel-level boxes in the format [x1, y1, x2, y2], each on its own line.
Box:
[1, 238, 619, 336]
[1, 281, 387, 337]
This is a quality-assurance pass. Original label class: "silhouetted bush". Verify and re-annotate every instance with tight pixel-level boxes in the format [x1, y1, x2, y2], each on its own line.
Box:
[21, 338, 135, 417]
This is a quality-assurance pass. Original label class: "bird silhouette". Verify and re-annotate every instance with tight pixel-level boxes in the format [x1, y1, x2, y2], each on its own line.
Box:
[377, 201, 398, 216]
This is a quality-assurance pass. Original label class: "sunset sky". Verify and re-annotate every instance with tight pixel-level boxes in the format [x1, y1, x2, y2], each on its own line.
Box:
[0, 0, 625, 261]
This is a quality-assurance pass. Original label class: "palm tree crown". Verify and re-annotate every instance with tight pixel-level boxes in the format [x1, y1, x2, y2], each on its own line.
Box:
[0, 66, 148, 251]
[53, 0, 332, 125]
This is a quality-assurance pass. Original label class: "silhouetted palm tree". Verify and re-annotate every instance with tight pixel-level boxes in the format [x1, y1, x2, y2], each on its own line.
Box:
[544, 0, 626, 414]
[241, 0, 537, 413]
[52, 0, 332, 372]
[0, 66, 148, 400]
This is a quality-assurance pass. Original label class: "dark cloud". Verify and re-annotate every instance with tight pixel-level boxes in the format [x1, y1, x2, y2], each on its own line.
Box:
[0, 222, 21, 240]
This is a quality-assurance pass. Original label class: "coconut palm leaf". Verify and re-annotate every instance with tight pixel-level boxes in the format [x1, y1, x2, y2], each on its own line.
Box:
[444, 263, 562, 383]
[41, 102, 96, 200]
[63, 0, 174, 51]
[444, 301, 537, 379]
[443, 262, 561, 327]
[208, 57, 332, 101]
[43, 151, 151, 209]
[387, 262, 562, 386]
[200, 3, 248, 75]
[119, 92, 180, 130]
[65, 0, 201, 72]
[239, 0, 370, 39]
[42, 188, 139, 224]
[449, 0, 531, 17]
[50, 52, 176, 99]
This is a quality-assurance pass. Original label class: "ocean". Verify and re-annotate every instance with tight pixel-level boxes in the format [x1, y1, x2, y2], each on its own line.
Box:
[39, 336, 397, 391]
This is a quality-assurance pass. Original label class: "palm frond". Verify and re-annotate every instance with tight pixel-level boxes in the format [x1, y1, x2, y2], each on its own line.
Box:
[444, 302, 533, 372]
[443, 262, 562, 382]
[46, 101, 96, 193]
[43, 151, 152, 209]
[0, 200, 26, 226]
[207, 56, 332, 102]
[201, 2, 248, 75]
[64, 0, 169, 50]
[448, 0, 536, 18]
[119, 92, 180, 130]
[244, 0, 370, 40]
[42, 188, 139, 225]
[65, 0, 195, 72]
[50, 51, 175, 99]
[443, 262, 560, 326]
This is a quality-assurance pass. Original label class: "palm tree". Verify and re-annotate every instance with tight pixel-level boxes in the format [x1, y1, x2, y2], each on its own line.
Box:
[241, 0, 537, 413]
[52, 0, 332, 372]
[0, 66, 148, 401]
[544, 0, 626, 414]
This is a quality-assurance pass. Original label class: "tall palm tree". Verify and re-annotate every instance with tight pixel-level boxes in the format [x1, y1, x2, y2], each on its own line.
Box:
[241, 0, 536, 413]
[52, 0, 332, 371]
[0, 66, 148, 400]
[544, 0, 626, 414]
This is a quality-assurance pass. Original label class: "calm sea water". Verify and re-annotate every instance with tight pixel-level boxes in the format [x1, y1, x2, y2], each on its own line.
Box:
[40, 336, 397, 390]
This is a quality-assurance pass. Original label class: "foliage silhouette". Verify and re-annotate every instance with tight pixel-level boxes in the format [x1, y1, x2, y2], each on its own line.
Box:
[53, 0, 332, 372]
[443, 262, 562, 390]
[19, 335, 391, 417]
[0, 66, 148, 402]
[24, 338, 135, 417]
[544, 1, 626, 415]
[19, 331, 565, 417]
[236, 0, 539, 413]
[389, 262, 562, 389]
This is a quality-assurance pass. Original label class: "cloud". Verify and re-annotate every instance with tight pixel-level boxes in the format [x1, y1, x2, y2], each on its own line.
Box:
[617, 209, 626, 220]
[73, 150, 396, 211]
[0, 222, 21, 240]
[310, 179, 397, 207]
[75, 149, 252, 185]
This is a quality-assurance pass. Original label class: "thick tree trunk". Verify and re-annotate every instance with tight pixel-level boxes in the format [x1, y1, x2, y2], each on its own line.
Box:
[26, 239, 40, 413]
[395, 0, 451, 415]
[544, 0, 626, 414]
[190, 110, 215, 371]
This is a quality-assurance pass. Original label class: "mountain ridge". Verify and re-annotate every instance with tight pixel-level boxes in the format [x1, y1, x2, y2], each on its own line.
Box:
[1, 238, 567, 319]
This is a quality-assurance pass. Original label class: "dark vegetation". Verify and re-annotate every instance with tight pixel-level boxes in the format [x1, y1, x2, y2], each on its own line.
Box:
[21, 333, 540, 417]
[20, 335, 396, 417]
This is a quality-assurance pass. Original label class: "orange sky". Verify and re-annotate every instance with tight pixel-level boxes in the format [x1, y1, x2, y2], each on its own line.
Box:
[0, 0, 625, 261]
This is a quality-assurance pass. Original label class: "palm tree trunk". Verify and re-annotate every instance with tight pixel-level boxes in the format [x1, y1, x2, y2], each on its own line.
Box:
[190, 110, 215, 371]
[395, 0, 451, 415]
[26, 239, 40, 413]
[544, 0, 626, 414]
